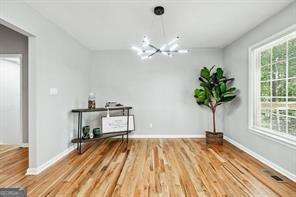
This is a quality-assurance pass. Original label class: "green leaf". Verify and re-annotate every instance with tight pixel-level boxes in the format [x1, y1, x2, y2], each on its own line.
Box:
[200, 67, 210, 80]
[200, 82, 209, 89]
[204, 98, 210, 106]
[220, 82, 227, 93]
[226, 87, 236, 93]
[216, 67, 223, 79]
[221, 95, 236, 102]
[194, 89, 206, 104]
[199, 77, 207, 83]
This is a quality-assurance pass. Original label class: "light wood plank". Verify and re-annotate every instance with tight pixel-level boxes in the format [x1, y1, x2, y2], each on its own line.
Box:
[0, 139, 295, 196]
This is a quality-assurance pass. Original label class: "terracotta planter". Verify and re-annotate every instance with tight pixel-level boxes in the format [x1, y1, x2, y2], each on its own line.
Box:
[205, 131, 223, 145]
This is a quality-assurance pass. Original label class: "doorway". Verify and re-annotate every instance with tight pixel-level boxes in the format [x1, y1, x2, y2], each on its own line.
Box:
[0, 54, 22, 145]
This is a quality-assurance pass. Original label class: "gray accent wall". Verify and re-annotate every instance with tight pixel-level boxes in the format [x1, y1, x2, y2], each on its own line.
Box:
[0, 24, 28, 143]
[90, 49, 224, 136]
[223, 2, 296, 176]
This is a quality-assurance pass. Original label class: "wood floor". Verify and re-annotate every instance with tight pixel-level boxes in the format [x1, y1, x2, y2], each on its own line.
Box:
[0, 139, 296, 196]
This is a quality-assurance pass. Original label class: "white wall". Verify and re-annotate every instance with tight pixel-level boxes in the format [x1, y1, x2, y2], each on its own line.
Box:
[90, 49, 224, 136]
[0, 1, 91, 168]
[223, 2, 296, 178]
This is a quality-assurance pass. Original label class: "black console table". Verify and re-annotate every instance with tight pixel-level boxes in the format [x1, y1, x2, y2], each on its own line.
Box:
[71, 106, 132, 154]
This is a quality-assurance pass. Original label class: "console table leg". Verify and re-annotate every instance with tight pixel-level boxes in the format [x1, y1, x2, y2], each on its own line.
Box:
[127, 109, 129, 143]
[78, 112, 82, 154]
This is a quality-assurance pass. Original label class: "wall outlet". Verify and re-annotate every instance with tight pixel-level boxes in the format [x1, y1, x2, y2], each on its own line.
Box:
[149, 123, 153, 128]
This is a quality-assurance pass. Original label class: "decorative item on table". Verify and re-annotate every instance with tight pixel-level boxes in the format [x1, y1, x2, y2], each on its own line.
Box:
[105, 101, 117, 108]
[93, 128, 101, 137]
[82, 126, 90, 139]
[89, 132, 94, 139]
[105, 101, 117, 117]
[88, 93, 96, 109]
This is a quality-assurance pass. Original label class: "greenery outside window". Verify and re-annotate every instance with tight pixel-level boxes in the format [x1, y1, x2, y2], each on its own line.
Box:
[250, 30, 296, 146]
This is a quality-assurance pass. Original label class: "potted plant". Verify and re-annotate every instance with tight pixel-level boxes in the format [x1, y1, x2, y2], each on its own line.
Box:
[194, 66, 237, 144]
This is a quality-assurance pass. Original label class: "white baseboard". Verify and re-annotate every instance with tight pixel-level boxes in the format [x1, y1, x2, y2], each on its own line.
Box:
[128, 134, 205, 138]
[0, 142, 28, 147]
[26, 145, 75, 175]
[224, 136, 296, 182]
[20, 143, 29, 148]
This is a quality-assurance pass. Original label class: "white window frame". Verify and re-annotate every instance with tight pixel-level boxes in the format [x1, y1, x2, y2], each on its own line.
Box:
[249, 25, 296, 148]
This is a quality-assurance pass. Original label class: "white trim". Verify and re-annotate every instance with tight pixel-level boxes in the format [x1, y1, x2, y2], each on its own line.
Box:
[20, 143, 29, 148]
[127, 134, 205, 138]
[224, 136, 296, 182]
[248, 25, 296, 148]
[0, 142, 28, 147]
[26, 145, 75, 175]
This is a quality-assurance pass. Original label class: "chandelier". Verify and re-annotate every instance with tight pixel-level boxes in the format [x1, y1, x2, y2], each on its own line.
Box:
[131, 6, 188, 60]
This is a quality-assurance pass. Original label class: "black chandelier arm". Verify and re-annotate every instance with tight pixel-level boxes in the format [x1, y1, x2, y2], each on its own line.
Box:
[148, 44, 160, 51]
[161, 50, 178, 53]
[148, 50, 160, 57]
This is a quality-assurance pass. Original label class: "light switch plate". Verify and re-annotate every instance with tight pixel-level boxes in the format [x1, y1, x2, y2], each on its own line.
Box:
[50, 88, 58, 96]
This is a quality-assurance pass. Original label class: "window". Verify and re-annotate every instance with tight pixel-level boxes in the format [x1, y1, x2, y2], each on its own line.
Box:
[250, 30, 296, 145]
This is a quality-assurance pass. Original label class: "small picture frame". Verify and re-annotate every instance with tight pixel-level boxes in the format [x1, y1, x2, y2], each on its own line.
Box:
[101, 115, 135, 133]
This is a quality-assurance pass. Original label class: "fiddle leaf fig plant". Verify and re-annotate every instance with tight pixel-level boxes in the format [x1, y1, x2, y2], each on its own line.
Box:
[194, 66, 237, 133]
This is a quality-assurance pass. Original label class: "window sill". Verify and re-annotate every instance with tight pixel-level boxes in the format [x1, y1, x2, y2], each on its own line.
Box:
[249, 127, 296, 150]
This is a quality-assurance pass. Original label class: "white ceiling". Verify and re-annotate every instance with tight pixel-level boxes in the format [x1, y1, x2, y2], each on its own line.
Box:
[26, 0, 293, 50]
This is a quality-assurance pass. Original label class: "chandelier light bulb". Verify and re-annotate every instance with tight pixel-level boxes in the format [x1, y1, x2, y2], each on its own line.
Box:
[178, 49, 189, 53]
[145, 49, 156, 53]
[160, 44, 167, 51]
[168, 37, 179, 46]
[132, 36, 188, 59]
[142, 36, 150, 47]
[132, 46, 141, 52]
[170, 44, 178, 51]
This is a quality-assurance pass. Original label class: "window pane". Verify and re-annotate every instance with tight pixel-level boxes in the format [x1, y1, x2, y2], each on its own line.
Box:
[288, 78, 296, 97]
[272, 62, 286, 79]
[261, 65, 271, 81]
[288, 109, 296, 117]
[288, 58, 296, 77]
[272, 114, 286, 133]
[272, 98, 286, 115]
[261, 109, 271, 128]
[288, 117, 296, 136]
[272, 43, 286, 62]
[272, 80, 286, 96]
[288, 38, 296, 58]
[261, 50, 271, 66]
[261, 82, 271, 96]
